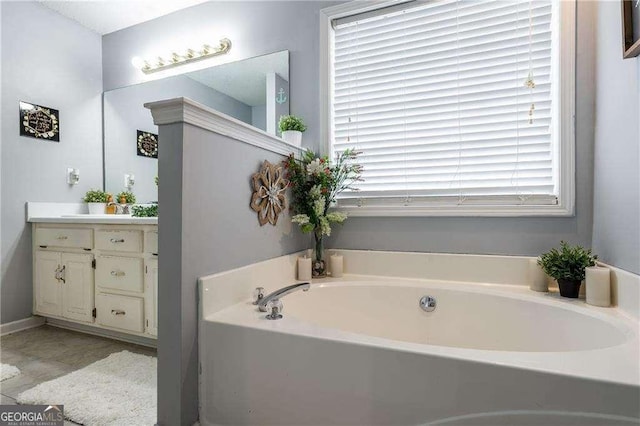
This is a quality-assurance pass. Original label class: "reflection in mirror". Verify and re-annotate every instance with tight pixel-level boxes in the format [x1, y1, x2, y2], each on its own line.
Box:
[103, 50, 289, 203]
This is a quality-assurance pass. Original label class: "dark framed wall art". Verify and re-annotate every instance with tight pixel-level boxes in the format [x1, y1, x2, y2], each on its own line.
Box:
[137, 130, 159, 159]
[622, 0, 640, 58]
[19, 101, 60, 142]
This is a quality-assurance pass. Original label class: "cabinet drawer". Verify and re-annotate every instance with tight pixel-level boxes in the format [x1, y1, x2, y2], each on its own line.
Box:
[96, 256, 144, 293]
[96, 293, 144, 333]
[145, 231, 158, 254]
[36, 228, 92, 249]
[95, 230, 142, 253]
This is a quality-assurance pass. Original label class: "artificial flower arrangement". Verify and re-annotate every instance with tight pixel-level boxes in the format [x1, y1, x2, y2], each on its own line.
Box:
[285, 149, 362, 277]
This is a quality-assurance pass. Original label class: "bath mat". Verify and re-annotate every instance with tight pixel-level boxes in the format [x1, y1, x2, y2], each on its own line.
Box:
[0, 363, 20, 381]
[17, 350, 156, 426]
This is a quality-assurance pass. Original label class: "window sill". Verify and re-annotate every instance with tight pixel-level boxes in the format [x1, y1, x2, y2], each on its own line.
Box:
[335, 204, 575, 218]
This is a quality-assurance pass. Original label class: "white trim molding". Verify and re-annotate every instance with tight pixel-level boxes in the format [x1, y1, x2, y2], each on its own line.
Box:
[319, 0, 577, 218]
[145, 97, 303, 157]
[555, 0, 577, 218]
[0, 316, 45, 336]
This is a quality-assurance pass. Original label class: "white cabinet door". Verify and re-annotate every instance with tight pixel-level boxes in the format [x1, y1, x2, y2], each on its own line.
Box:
[34, 251, 62, 317]
[145, 258, 158, 336]
[61, 253, 94, 323]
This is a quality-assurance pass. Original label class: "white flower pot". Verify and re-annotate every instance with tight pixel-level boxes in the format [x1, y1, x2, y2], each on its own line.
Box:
[281, 130, 302, 147]
[87, 202, 107, 215]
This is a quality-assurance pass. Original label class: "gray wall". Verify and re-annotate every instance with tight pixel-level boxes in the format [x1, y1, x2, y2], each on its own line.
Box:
[158, 120, 307, 425]
[1, 2, 103, 324]
[592, 1, 640, 275]
[251, 104, 267, 131]
[101, 1, 601, 265]
[102, 1, 341, 151]
[327, 2, 596, 258]
[104, 75, 252, 202]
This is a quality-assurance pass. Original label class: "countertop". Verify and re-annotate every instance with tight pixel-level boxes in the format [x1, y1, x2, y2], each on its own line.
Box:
[26, 202, 157, 225]
[28, 214, 157, 225]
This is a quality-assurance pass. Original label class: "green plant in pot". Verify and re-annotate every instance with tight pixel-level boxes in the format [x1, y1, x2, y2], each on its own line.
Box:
[279, 115, 307, 147]
[83, 189, 109, 215]
[116, 191, 136, 204]
[538, 241, 597, 298]
[131, 204, 158, 218]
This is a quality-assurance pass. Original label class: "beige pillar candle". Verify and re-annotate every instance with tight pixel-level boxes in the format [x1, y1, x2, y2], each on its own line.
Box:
[330, 254, 344, 278]
[586, 266, 611, 307]
[297, 256, 312, 281]
[528, 258, 548, 292]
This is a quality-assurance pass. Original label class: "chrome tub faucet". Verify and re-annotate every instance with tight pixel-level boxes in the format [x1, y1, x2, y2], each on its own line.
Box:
[254, 282, 311, 319]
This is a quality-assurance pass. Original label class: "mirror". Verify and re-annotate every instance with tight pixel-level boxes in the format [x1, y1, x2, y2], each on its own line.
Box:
[103, 50, 290, 202]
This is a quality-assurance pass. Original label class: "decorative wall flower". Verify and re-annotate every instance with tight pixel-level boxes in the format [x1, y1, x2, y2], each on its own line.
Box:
[250, 160, 288, 226]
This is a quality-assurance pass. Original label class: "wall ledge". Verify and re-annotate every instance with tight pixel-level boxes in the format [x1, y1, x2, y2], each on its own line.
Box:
[145, 97, 303, 157]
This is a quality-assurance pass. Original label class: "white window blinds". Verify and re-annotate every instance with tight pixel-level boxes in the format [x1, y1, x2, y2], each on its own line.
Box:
[331, 0, 558, 207]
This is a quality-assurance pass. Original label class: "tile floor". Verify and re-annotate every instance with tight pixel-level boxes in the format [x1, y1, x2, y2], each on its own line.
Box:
[0, 325, 156, 425]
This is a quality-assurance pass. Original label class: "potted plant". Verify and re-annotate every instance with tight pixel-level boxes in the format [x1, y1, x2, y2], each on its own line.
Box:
[83, 189, 109, 215]
[279, 115, 307, 147]
[116, 191, 136, 205]
[131, 204, 158, 218]
[285, 149, 362, 277]
[538, 241, 598, 298]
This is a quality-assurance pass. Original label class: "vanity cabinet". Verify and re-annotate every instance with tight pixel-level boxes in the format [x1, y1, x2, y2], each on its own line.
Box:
[35, 251, 94, 322]
[32, 222, 158, 340]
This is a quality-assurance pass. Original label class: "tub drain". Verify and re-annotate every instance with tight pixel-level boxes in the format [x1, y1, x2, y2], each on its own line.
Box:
[419, 296, 436, 312]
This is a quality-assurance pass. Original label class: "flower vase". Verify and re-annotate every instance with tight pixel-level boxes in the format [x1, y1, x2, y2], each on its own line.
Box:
[312, 233, 326, 278]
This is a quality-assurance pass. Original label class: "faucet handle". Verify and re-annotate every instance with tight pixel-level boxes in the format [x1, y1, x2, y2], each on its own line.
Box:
[253, 287, 265, 305]
[265, 299, 283, 320]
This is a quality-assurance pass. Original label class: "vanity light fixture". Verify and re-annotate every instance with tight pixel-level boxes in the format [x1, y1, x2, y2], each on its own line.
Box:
[132, 38, 232, 74]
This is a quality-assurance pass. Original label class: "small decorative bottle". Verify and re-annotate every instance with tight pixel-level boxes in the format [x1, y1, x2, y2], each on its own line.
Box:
[105, 195, 117, 215]
[119, 196, 130, 214]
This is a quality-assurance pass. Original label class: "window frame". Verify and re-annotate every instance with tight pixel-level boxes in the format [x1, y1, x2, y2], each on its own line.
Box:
[320, 0, 576, 217]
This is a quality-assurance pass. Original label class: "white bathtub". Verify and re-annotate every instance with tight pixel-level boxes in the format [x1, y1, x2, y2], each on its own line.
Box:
[283, 282, 631, 353]
[199, 252, 640, 425]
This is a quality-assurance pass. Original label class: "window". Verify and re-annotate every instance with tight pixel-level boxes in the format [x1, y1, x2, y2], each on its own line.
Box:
[321, 0, 575, 216]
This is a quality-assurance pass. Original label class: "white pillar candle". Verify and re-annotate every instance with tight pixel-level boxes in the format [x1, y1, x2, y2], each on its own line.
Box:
[528, 258, 548, 292]
[297, 257, 312, 281]
[330, 254, 344, 278]
[586, 266, 611, 307]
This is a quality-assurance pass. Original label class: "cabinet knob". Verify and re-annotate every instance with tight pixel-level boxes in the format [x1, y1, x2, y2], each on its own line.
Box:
[110, 238, 125, 243]
[56, 236, 68, 240]
[110, 270, 125, 277]
[111, 309, 126, 316]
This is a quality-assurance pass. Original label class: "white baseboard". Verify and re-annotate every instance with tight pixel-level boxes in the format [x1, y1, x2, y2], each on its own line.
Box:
[0, 316, 46, 336]
[45, 318, 157, 348]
